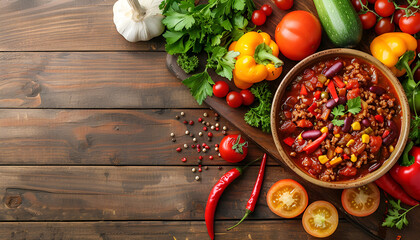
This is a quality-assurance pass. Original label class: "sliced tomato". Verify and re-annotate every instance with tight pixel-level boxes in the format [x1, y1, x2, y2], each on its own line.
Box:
[341, 183, 380, 217]
[302, 201, 338, 238]
[266, 179, 308, 218]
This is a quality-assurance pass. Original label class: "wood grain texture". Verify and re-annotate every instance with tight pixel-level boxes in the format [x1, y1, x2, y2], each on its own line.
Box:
[0, 0, 165, 51]
[0, 221, 374, 240]
[0, 109, 267, 165]
[0, 52, 199, 108]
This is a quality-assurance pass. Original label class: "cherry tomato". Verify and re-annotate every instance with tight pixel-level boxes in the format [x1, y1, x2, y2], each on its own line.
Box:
[393, 5, 408, 26]
[274, 0, 293, 10]
[240, 89, 255, 106]
[226, 91, 243, 108]
[267, 179, 308, 218]
[399, 11, 420, 34]
[359, 12, 376, 29]
[351, 0, 367, 12]
[302, 201, 338, 238]
[260, 4, 273, 16]
[212, 81, 229, 98]
[375, 17, 395, 35]
[252, 10, 266, 26]
[275, 11, 322, 61]
[219, 134, 248, 163]
[374, 0, 395, 17]
[341, 183, 380, 217]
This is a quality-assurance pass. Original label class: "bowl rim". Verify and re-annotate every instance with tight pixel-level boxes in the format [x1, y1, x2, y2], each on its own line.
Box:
[270, 48, 410, 189]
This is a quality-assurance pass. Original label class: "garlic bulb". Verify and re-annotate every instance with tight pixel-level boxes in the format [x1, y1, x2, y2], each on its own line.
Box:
[113, 0, 165, 42]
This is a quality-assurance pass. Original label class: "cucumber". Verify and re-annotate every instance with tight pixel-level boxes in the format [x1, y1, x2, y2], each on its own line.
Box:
[313, 0, 362, 47]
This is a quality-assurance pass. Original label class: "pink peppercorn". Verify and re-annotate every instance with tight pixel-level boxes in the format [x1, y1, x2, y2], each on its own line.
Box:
[199, 156, 203, 160]
[208, 132, 213, 137]
[215, 144, 219, 147]
[205, 145, 210, 149]
[209, 156, 214, 160]
[215, 127, 219, 131]
[198, 118, 203, 122]
[189, 120, 194, 125]
[183, 120, 188, 124]
[203, 127, 208, 131]
[181, 157, 187, 162]
[176, 147, 182, 152]
[198, 167, 202, 172]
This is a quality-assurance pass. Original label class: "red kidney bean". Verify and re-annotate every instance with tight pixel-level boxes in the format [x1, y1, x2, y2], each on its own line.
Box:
[326, 98, 338, 109]
[368, 162, 382, 173]
[369, 86, 386, 95]
[324, 61, 344, 78]
[342, 116, 354, 133]
[362, 119, 370, 127]
[328, 123, 334, 132]
[337, 96, 347, 105]
[301, 130, 322, 139]
[387, 120, 398, 133]
[383, 131, 396, 146]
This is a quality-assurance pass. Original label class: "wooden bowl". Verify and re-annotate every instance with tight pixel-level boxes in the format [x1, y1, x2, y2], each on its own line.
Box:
[270, 48, 410, 189]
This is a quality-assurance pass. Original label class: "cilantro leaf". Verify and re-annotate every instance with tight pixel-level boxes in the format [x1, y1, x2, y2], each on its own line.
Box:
[347, 96, 362, 115]
[331, 97, 361, 126]
[182, 71, 214, 105]
[382, 199, 419, 230]
[233, 0, 246, 11]
[331, 119, 344, 126]
[162, 12, 195, 31]
[332, 105, 345, 118]
[244, 83, 273, 133]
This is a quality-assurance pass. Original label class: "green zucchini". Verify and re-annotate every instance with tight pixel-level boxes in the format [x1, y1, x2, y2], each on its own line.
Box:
[313, 0, 363, 47]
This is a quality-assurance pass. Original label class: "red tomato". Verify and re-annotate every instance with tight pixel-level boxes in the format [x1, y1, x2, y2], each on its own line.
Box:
[341, 183, 380, 217]
[399, 11, 420, 34]
[267, 179, 308, 218]
[219, 134, 248, 163]
[260, 4, 273, 16]
[275, 11, 322, 61]
[274, 0, 293, 10]
[359, 12, 376, 29]
[351, 0, 367, 12]
[375, 17, 395, 35]
[212, 81, 229, 98]
[226, 91, 243, 108]
[252, 10, 266, 26]
[347, 88, 360, 100]
[370, 135, 382, 153]
[393, 5, 408, 26]
[240, 89, 255, 106]
[302, 201, 338, 238]
[374, 0, 395, 17]
[280, 120, 296, 133]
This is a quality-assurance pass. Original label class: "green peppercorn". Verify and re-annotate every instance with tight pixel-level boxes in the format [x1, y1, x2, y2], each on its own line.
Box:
[321, 91, 329, 99]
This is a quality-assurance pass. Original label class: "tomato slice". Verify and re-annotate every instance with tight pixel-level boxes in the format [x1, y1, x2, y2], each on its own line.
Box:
[341, 183, 380, 217]
[302, 201, 338, 238]
[266, 179, 308, 218]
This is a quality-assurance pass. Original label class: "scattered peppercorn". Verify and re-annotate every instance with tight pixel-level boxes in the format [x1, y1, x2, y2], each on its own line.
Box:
[218, 166, 222, 170]
[198, 159, 202, 165]
[203, 148, 207, 153]
[181, 112, 185, 116]
[182, 157, 187, 162]
[215, 147, 219, 151]
[199, 156, 203, 160]
[176, 147, 182, 152]
[193, 138, 197, 142]
[215, 123, 219, 127]
[203, 113, 208, 117]
[222, 130, 226, 135]
[222, 126, 227, 130]
[202, 121, 206, 125]
[214, 117, 219, 121]
[191, 144, 196, 148]
[205, 145, 210, 149]
[192, 168, 196, 172]
[215, 127, 219, 131]
[184, 144, 188, 149]
[215, 144, 219, 147]
[218, 153, 221, 157]
[206, 122, 210, 126]
[183, 120, 188, 124]
[199, 132, 203, 136]
[185, 130, 190, 135]
[209, 156, 214, 160]
[195, 176, 200, 181]
[189, 133, 194, 137]
[208, 132, 213, 137]
[208, 137, 212, 142]
[198, 167, 202, 172]
[198, 118, 203, 122]
[175, 115, 180, 120]
[189, 120, 194, 125]
[204, 166, 208, 170]
[203, 127, 208, 131]
[170, 133, 175, 137]
[214, 113, 219, 117]
[171, 138, 176, 142]
[210, 126, 215, 130]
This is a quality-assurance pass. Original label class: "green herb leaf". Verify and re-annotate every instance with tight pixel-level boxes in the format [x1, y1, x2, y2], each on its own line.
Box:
[347, 96, 362, 115]
[382, 199, 419, 230]
[162, 12, 195, 31]
[244, 83, 273, 133]
[182, 71, 214, 105]
[332, 105, 345, 118]
[331, 119, 345, 127]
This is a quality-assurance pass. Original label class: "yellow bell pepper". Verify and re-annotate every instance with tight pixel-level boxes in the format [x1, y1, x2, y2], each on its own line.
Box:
[231, 32, 283, 89]
[370, 32, 417, 77]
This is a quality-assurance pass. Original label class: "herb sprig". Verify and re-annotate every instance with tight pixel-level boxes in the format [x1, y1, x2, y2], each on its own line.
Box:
[244, 83, 273, 133]
[382, 199, 419, 230]
[331, 96, 362, 126]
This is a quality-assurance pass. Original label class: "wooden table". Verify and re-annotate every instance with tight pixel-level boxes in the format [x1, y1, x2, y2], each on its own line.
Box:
[0, 0, 396, 239]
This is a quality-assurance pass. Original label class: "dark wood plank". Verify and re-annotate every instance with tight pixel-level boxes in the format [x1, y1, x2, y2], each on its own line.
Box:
[0, 0, 165, 51]
[0, 52, 198, 108]
[0, 109, 267, 165]
[0, 220, 374, 240]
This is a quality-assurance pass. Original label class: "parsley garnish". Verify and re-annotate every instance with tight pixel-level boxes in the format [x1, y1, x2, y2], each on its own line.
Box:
[330, 97, 362, 126]
[244, 83, 273, 133]
[382, 199, 418, 230]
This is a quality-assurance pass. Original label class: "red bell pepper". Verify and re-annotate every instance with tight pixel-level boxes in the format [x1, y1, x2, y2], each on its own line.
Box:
[302, 132, 327, 154]
[300, 85, 308, 95]
[314, 90, 321, 100]
[307, 102, 317, 116]
[327, 80, 339, 102]
[333, 76, 346, 88]
[283, 137, 295, 147]
[390, 143, 420, 201]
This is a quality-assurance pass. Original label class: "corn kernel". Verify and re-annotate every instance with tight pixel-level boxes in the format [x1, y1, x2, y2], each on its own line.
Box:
[321, 127, 329, 133]
[325, 79, 330, 86]
[330, 157, 343, 166]
[344, 81, 348, 85]
[351, 154, 357, 162]
[351, 121, 361, 131]
[334, 133, 341, 138]
[346, 139, 355, 147]
[389, 145, 394, 153]
[297, 133, 303, 140]
[361, 134, 370, 144]
[318, 155, 329, 164]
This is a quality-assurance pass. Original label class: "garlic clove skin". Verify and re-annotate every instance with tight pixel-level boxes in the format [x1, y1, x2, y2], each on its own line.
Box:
[113, 0, 165, 42]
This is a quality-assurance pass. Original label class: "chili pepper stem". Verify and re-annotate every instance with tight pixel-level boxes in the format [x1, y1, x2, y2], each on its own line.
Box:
[226, 209, 252, 231]
[237, 156, 262, 174]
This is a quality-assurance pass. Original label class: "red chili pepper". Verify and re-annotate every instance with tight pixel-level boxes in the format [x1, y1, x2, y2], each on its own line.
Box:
[302, 132, 327, 154]
[375, 173, 419, 206]
[205, 157, 261, 240]
[342, 153, 350, 160]
[314, 90, 321, 100]
[307, 102, 317, 116]
[333, 76, 346, 88]
[327, 80, 339, 102]
[227, 154, 267, 231]
[382, 129, 390, 138]
[374, 114, 384, 123]
[300, 84, 308, 95]
[283, 137, 295, 147]
[389, 144, 420, 201]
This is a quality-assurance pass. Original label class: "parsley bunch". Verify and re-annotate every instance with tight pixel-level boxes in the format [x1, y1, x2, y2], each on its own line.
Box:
[160, 0, 255, 104]
[331, 97, 362, 126]
[244, 83, 273, 133]
[382, 199, 418, 230]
